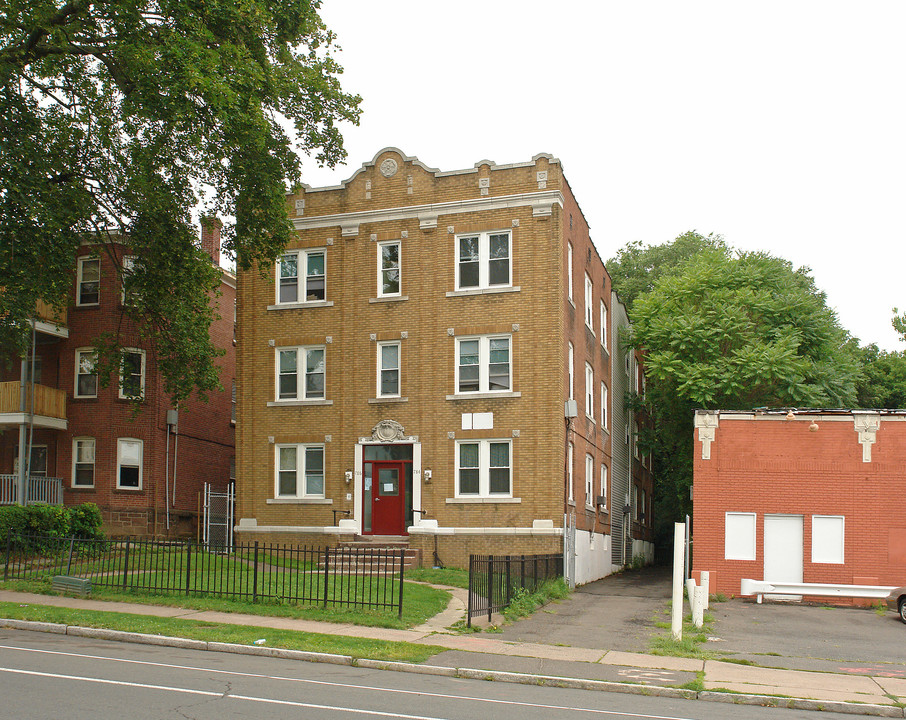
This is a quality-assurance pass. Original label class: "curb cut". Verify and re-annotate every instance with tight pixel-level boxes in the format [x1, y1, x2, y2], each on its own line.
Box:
[1, 617, 903, 717]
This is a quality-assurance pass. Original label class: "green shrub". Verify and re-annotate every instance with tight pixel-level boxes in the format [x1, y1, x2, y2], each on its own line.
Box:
[0, 503, 106, 551]
[69, 503, 104, 540]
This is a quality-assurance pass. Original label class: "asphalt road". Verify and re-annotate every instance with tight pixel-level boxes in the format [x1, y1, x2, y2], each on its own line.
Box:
[0, 629, 866, 720]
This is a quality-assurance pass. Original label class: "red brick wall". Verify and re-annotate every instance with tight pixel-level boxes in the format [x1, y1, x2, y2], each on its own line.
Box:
[692, 414, 906, 597]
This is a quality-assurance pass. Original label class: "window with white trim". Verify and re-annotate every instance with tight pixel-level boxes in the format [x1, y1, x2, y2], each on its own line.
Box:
[585, 454, 594, 507]
[117, 438, 143, 489]
[725, 512, 756, 560]
[567, 342, 574, 400]
[277, 249, 325, 303]
[812, 515, 845, 564]
[75, 348, 98, 398]
[566, 242, 574, 301]
[584, 274, 594, 329]
[600, 301, 607, 348]
[567, 442, 574, 502]
[456, 335, 510, 394]
[600, 382, 608, 429]
[276, 444, 325, 498]
[377, 341, 400, 397]
[276, 346, 325, 400]
[121, 255, 138, 304]
[77, 257, 100, 306]
[633, 420, 639, 458]
[456, 230, 511, 290]
[119, 349, 145, 399]
[72, 438, 95, 487]
[585, 363, 594, 418]
[377, 241, 401, 297]
[600, 464, 608, 509]
[456, 439, 511, 497]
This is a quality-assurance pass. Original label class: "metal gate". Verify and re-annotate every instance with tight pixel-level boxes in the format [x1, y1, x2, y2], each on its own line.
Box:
[202, 482, 234, 551]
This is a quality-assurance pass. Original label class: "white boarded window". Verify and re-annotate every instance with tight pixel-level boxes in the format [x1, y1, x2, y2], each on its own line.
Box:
[725, 512, 756, 560]
[811, 515, 845, 564]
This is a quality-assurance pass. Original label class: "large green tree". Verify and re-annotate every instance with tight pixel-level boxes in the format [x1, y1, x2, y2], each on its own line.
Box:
[610, 236, 860, 539]
[855, 343, 906, 409]
[0, 0, 360, 401]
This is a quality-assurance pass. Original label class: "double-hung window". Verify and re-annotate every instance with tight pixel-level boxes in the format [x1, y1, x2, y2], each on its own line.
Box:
[600, 464, 608, 509]
[566, 243, 573, 300]
[600, 300, 607, 348]
[585, 454, 594, 507]
[456, 440, 511, 497]
[584, 274, 594, 329]
[75, 349, 98, 398]
[456, 335, 510, 394]
[119, 349, 145, 399]
[278, 249, 326, 303]
[117, 438, 142, 489]
[276, 444, 325, 498]
[121, 255, 138, 304]
[377, 342, 400, 397]
[567, 342, 574, 400]
[456, 230, 511, 290]
[377, 241, 401, 297]
[73, 438, 95, 487]
[585, 363, 594, 418]
[601, 382, 608, 429]
[277, 346, 325, 400]
[77, 257, 100, 306]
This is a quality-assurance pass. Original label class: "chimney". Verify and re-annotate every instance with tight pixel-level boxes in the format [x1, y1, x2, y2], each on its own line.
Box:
[200, 217, 222, 266]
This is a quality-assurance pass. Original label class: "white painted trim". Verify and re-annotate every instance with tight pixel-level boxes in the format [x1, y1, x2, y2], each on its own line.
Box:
[0, 413, 67, 430]
[266, 498, 333, 505]
[369, 295, 409, 304]
[407, 525, 562, 536]
[446, 391, 521, 401]
[291, 191, 564, 231]
[33, 320, 68, 339]
[446, 286, 521, 298]
[267, 400, 334, 407]
[267, 301, 334, 310]
[445, 497, 522, 504]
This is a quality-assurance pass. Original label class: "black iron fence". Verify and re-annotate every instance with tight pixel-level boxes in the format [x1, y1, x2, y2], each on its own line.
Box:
[2, 533, 405, 617]
[467, 553, 563, 626]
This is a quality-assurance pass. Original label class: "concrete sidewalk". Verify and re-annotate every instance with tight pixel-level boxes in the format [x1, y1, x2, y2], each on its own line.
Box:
[1, 588, 904, 717]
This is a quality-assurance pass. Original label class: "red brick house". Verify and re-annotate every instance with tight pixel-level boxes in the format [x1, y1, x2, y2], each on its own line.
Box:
[692, 409, 906, 598]
[0, 222, 236, 536]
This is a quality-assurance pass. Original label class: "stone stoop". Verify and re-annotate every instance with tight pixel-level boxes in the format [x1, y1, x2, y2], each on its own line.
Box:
[325, 536, 422, 573]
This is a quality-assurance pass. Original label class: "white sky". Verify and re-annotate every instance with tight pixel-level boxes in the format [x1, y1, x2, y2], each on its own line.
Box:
[298, 1, 906, 351]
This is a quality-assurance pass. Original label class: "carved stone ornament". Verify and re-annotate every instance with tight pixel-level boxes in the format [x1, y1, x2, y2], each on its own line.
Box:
[853, 412, 881, 462]
[693, 411, 719, 460]
[371, 419, 405, 442]
[379, 158, 398, 177]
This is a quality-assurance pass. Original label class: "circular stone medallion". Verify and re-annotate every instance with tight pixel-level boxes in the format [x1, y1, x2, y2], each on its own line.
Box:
[379, 158, 398, 178]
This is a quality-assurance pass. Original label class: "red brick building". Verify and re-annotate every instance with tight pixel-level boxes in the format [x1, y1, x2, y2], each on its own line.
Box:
[692, 409, 906, 598]
[0, 222, 236, 536]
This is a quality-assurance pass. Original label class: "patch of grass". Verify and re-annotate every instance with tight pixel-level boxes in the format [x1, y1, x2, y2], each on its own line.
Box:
[719, 657, 756, 666]
[648, 611, 714, 659]
[677, 670, 705, 692]
[711, 592, 728, 603]
[502, 578, 569, 622]
[0, 602, 445, 662]
[0, 578, 450, 629]
[404, 567, 469, 589]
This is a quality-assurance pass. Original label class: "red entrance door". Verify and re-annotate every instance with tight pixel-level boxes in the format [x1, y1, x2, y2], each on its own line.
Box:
[370, 462, 405, 535]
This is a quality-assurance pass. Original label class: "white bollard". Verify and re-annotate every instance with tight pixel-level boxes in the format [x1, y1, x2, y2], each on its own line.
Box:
[700, 571, 710, 611]
[692, 586, 705, 628]
[671, 522, 684, 640]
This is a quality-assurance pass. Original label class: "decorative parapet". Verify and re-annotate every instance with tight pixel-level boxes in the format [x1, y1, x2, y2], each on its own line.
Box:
[694, 411, 719, 460]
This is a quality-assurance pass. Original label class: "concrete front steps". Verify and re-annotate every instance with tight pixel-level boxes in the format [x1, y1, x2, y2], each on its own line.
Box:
[324, 536, 422, 573]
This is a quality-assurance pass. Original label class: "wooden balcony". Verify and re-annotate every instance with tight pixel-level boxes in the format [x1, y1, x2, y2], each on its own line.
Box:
[34, 299, 68, 337]
[0, 381, 67, 428]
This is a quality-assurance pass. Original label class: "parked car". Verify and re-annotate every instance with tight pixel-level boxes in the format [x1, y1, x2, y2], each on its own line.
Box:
[886, 587, 906, 623]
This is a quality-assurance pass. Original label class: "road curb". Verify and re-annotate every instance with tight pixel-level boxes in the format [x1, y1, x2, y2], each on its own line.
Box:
[1, 617, 903, 717]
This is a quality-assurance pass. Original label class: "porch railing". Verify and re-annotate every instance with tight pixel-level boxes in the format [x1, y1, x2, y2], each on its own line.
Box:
[0, 475, 63, 506]
[0, 382, 67, 420]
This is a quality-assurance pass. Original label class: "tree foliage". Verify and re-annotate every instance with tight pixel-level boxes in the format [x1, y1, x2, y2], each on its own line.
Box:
[856, 342, 906, 410]
[0, 0, 360, 401]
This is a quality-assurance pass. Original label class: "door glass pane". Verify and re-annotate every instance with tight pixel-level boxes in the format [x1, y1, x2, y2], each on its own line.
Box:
[363, 464, 372, 532]
[378, 468, 399, 496]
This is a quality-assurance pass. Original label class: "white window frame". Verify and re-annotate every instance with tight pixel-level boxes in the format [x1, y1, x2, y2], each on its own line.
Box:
[119, 348, 146, 400]
[275, 443, 325, 499]
[76, 256, 100, 306]
[567, 342, 574, 400]
[566, 242, 573, 301]
[74, 348, 98, 399]
[116, 438, 143, 490]
[455, 229, 511, 291]
[276, 249, 326, 304]
[377, 341, 401, 398]
[455, 334, 511, 395]
[584, 273, 594, 330]
[725, 512, 757, 560]
[121, 255, 137, 304]
[812, 515, 845, 564]
[633, 419, 639, 459]
[585, 453, 594, 508]
[72, 437, 96, 488]
[275, 346, 326, 401]
[600, 464, 608, 509]
[601, 382, 608, 429]
[455, 439, 512, 498]
[376, 240, 402, 298]
[567, 442, 574, 503]
[585, 363, 594, 419]
[600, 300, 607, 349]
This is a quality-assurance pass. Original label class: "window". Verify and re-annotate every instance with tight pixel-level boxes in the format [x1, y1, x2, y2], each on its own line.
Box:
[585, 363, 594, 418]
[75, 349, 98, 398]
[117, 438, 143, 489]
[456, 440, 511, 497]
[585, 454, 594, 507]
[73, 438, 95, 488]
[600, 301, 607, 348]
[601, 382, 608, 429]
[566, 243, 573, 300]
[277, 249, 325, 303]
[567, 442, 574, 502]
[725, 512, 756, 560]
[377, 241, 401, 297]
[584, 274, 594, 329]
[231, 379, 236, 423]
[600, 464, 608, 509]
[275, 444, 324, 498]
[456, 335, 510, 394]
[121, 255, 137, 304]
[276, 346, 325, 400]
[77, 257, 100, 306]
[633, 420, 639, 458]
[119, 349, 145, 399]
[25, 356, 42, 385]
[567, 342, 574, 400]
[812, 515, 845, 564]
[377, 342, 400, 397]
[14, 445, 47, 476]
[456, 230, 510, 290]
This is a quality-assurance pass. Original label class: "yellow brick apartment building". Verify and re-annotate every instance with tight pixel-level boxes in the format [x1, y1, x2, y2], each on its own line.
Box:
[235, 149, 653, 580]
